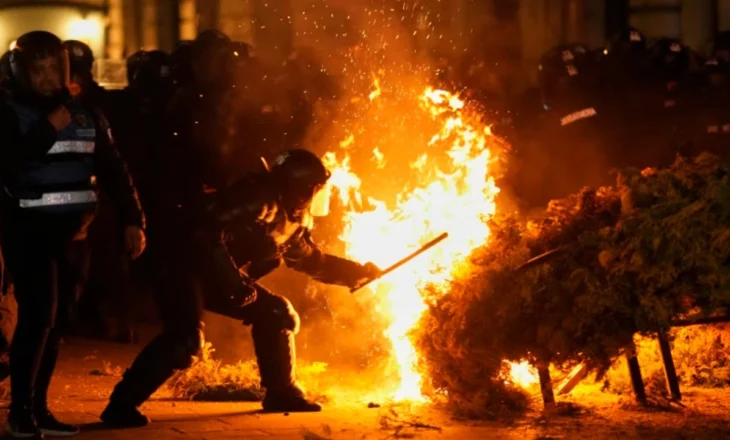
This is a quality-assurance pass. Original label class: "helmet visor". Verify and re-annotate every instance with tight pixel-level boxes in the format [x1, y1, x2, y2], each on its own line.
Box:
[310, 184, 331, 217]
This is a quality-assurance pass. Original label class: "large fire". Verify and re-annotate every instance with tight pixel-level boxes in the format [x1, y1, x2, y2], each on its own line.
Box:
[323, 84, 512, 400]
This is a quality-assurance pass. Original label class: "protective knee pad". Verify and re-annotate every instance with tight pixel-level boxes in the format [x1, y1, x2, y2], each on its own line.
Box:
[269, 295, 300, 334]
[166, 326, 204, 370]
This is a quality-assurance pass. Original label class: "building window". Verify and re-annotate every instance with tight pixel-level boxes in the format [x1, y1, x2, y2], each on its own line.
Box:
[179, 0, 196, 41]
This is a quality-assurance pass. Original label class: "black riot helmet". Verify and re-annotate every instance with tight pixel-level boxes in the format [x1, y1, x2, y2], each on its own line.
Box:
[269, 149, 332, 216]
[126, 50, 171, 90]
[191, 30, 233, 87]
[605, 27, 648, 57]
[538, 43, 594, 109]
[170, 40, 194, 86]
[230, 41, 255, 61]
[702, 57, 730, 87]
[63, 39, 94, 80]
[126, 50, 145, 85]
[10, 31, 69, 95]
[651, 38, 693, 83]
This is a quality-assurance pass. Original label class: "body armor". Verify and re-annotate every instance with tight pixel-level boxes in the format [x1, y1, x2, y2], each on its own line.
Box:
[4, 99, 97, 213]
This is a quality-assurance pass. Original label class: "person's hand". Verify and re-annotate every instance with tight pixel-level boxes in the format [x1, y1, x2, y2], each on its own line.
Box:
[47, 105, 72, 131]
[362, 262, 382, 279]
[350, 261, 382, 289]
[124, 226, 147, 260]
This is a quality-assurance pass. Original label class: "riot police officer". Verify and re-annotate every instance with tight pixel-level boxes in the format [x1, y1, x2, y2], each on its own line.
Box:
[169, 40, 194, 91]
[62, 40, 117, 114]
[117, 49, 172, 199]
[0, 31, 145, 437]
[685, 57, 730, 159]
[63, 39, 129, 341]
[515, 43, 612, 208]
[598, 27, 664, 168]
[105, 49, 173, 342]
[645, 38, 699, 164]
[166, 31, 242, 187]
[101, 149, 381, 427]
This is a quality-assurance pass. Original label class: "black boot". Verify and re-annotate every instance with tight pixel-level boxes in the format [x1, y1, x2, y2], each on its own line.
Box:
[262, 384, 322, 413]
[253, 327, 321, 413]
[101, 334, 177, 427]
[34, 409, 78, 437]
[100, 366, 156, 428]
[32, 331, 79, 436]
[6, 405, 42, 439]
[100, 400, 149, 428]
[8, 325, 50, 438]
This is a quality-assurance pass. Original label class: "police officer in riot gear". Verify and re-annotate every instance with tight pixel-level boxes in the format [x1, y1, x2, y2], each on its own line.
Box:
[169, 41, 194, 91]
[101, 149, 381, 427]
[166, 31, 240, 187]
[645, 38, 698, 164]
[598, 27, 664, 168]
[515, 43, 611, 208]
[100, 49, 173, 343]
[62, 40, 115, 113]
[0, 31, 145, 437]
[686, 57, 730, 159]
[119, 49, 172, 200]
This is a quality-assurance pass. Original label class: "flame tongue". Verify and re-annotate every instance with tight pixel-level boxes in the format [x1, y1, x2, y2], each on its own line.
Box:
[324, 84, 502, 400]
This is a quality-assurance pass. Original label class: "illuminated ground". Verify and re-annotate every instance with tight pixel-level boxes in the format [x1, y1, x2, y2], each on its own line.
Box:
[0, 337, 728, 439]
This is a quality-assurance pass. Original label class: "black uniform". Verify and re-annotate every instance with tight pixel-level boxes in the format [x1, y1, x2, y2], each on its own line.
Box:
[114, 50, 172, 255]
[0, 31, 143, 438]
[636, 38, 699, 166]
[101, 149, 379, 427]
[63, 40, 134, 342]
[685, 58, 730, 160]
[516, 43, 613, 208]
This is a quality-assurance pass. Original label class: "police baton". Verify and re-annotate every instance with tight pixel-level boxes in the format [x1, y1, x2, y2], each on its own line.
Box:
[350, 232, 449, 294]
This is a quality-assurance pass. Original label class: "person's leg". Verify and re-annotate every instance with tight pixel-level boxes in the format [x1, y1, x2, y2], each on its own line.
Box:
[30, 240, 90, 436]
[4, 241, 57, 437]
[196, 239, 319, 412]
[101, 238, 204, 427]
[242, 287, 320, 412]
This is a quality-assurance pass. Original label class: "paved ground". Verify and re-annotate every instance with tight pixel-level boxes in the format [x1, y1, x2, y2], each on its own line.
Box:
[0, 337, 728, 439]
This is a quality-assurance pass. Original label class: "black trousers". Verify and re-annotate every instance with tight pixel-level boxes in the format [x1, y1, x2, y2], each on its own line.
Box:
[108, 228, 300, 407]
[1, 211, 90, 411]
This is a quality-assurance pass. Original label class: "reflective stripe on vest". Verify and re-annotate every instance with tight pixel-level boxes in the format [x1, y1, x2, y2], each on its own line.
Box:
[560, 107, 597, 126]
[18, 190, 97, 208]
[47, 141, 95, 155]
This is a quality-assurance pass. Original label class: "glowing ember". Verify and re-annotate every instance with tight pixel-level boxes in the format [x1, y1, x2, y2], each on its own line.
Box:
[324, 84, 501, 400]
[507, 361, 540, 389]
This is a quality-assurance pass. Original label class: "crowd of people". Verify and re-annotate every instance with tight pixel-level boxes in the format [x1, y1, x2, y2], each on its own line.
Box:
[447, 28, 730, 207]
[0, 22, 729, 438]
[0, 29, 381, 438]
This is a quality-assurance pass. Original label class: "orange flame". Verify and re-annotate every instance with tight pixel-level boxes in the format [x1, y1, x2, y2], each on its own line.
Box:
[324, 84, 502, 400]
[507, 361, 540, 389]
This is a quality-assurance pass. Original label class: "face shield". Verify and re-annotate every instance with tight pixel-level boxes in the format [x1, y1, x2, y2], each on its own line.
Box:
[309, 184, 331, 217]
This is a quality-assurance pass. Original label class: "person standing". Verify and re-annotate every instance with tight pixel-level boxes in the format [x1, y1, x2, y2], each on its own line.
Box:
[0, 31, 145, 438]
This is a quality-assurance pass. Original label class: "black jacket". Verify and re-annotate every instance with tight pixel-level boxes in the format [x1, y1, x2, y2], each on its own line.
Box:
[0, 89, 145, 232]
[210, 170, 370, 287]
